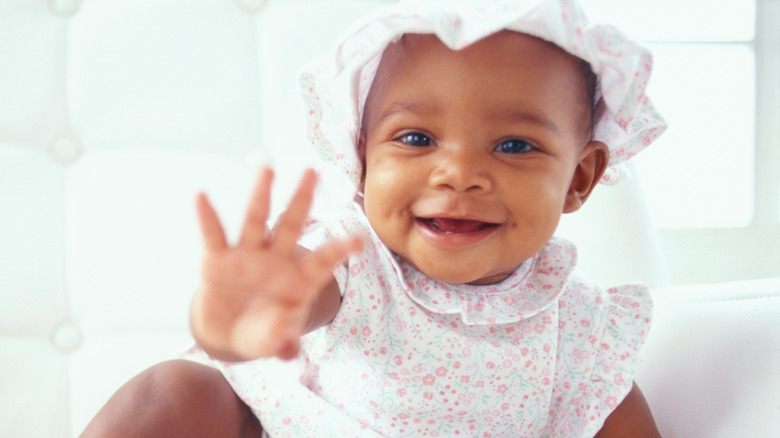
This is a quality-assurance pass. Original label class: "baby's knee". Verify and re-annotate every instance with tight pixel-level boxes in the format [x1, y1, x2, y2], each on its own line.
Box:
[83, 359, 262, 437]
[144, 359, 227, 402]
[129, 359, 249, 423]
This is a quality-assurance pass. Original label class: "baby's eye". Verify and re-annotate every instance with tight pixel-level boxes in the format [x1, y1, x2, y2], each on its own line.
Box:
[495, 139, 535, 154]
[397, 132, 433, 147]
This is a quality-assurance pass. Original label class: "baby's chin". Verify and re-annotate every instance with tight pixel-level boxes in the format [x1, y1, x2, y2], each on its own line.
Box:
[409, 259, 518, 286]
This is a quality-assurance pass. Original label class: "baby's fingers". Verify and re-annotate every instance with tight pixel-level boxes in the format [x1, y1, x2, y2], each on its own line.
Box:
[303, 236, 364, 288]
[196, 193, 228, 251]
[272, 169, 318, 255]
[239, 167, 274, 247]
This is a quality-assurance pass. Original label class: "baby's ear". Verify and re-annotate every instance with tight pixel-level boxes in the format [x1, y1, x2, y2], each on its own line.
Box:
[563, 141, 609, 213]
[357, 131, 367, 163]
[357, 131, 368, 190]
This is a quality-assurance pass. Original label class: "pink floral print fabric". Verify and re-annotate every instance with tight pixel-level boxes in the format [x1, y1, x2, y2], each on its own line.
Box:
[214, 204, 652, 437]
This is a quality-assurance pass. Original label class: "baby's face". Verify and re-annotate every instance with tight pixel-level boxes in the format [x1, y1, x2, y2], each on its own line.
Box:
[359, 31, 607, 285]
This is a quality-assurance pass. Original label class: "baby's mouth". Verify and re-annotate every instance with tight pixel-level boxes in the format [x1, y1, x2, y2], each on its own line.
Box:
[417, 217, 499, 234]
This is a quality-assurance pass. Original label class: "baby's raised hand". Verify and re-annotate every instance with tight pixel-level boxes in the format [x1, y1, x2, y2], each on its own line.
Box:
[191, 168, 362, 362]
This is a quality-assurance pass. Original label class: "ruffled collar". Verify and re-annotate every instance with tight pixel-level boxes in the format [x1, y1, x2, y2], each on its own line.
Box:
[375, 234, 577, 326]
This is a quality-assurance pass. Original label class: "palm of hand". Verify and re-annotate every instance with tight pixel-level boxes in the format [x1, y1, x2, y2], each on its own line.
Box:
[191, 168, 361, 361]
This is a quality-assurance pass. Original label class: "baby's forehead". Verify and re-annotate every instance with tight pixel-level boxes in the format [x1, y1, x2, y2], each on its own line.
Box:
[371, 30, 590, 99]
[364, 30, 593, 132]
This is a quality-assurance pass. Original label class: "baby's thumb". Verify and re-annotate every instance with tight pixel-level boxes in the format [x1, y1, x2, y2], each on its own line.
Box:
[305, 236, 364, 284]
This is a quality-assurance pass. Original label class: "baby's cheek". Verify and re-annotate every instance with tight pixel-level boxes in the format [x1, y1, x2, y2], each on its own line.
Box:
[363, 164, 406, 204]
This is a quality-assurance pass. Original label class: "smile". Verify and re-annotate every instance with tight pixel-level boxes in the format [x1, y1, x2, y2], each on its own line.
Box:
[418, 218, 498, 233]
[415, 217, 500, 247]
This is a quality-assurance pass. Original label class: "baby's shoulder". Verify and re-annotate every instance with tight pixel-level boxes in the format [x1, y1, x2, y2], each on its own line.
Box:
[556, 274, 653, 356]
[558, 274, 607, 308]
[560, 273, 651, 306]
[557, 275, 652, 329]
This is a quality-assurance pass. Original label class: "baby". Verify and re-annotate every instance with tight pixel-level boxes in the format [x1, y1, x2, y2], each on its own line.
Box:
[83, 0, 666, 437]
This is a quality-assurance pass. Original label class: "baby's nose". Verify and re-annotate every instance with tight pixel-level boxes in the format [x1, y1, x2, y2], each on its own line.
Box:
[427, 149, 493, 193]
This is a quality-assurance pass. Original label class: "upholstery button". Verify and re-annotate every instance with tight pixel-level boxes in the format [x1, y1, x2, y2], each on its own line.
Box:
[50, 0, 80, 17]
[51, 321, 83, 354]
[49, 132, 82, 165]
[235, 0, 267, 14]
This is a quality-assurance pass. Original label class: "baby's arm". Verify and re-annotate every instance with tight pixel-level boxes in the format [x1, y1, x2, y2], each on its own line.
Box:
[595, 383, 661, 438]
[190, 168, 362, 362]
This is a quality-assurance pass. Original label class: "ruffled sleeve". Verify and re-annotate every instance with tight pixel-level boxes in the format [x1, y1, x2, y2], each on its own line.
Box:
[548, 279, 653, 437]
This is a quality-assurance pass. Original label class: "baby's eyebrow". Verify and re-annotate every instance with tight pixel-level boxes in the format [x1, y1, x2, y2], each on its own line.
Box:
[374, 101, 440, 125]
[373, 101, 560, 134]
[488, 108, 561, 135]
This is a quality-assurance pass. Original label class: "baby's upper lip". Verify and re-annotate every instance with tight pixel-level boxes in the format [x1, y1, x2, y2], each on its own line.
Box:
[415, 214, 501, 224]
[414, 197, 503, 224]
[414, 202, 504, 222]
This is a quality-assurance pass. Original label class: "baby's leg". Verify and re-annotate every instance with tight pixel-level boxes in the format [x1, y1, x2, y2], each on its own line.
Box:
[81, 359, 262, 437]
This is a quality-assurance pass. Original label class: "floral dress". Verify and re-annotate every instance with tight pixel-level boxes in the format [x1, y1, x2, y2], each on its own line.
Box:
[214, 203, 652, 438]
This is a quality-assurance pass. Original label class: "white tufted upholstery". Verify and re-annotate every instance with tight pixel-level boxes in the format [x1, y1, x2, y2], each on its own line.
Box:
[1, 1, 778, 437]
[636, 279, 780, 438]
